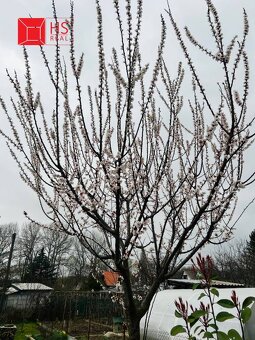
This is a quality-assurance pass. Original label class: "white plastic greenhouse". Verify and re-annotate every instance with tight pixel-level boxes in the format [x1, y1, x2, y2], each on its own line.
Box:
[140, 288, 255, 339]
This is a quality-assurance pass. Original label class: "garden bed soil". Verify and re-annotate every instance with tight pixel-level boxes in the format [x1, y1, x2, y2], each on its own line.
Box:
[45, 318, 113, 338]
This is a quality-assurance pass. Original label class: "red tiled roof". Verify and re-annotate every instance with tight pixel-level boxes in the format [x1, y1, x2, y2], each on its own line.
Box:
[103, 271, 120, 287]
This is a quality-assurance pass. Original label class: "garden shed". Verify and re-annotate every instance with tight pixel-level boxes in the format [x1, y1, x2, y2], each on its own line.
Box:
[140, 288, 255, 339]
[5, 282, 53, 310]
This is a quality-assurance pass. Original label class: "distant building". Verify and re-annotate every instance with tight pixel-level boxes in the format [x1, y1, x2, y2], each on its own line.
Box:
[103, 271, 120, 288]
[168, 265, 245, 289]
[181, 267, 197, 280]
[4, 282, 53, 310]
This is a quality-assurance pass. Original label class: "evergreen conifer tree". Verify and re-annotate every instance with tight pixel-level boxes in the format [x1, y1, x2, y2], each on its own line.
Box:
[246, 230, 255, 255]
[244, 230, 255, 286]
[23, 248, 56, 286]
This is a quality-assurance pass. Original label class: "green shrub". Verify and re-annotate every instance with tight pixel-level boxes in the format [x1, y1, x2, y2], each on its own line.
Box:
[171, 254, 255, 339]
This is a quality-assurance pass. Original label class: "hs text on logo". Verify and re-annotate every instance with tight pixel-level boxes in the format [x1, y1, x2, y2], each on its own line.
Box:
[18, 17, 70, 46]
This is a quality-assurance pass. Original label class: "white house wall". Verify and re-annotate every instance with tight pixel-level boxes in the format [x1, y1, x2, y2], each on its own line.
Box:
[5, 292, 49, 310]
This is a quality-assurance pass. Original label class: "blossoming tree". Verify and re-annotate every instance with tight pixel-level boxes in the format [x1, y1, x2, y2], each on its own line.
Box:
[1, 0, 254, 338]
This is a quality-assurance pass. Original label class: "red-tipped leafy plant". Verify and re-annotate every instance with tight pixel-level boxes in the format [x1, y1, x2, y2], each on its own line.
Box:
[171, 254, 255, 339]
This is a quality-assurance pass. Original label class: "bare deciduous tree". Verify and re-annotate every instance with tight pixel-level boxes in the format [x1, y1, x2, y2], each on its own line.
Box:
[68, 233, 106, 278]
[0, 223, 17, 281]
[42, 227, 72, 277]
[214, 240, 247, 284]
[214, 231, 255, 287]
[0, 224, 17, 258]
[0, 0, 254, 338]
[17, 223, 42, 280]
[67, 238, 91, 279]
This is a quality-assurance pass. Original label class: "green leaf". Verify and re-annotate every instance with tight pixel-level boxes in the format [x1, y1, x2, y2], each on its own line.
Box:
[198, 329, 205, 336]
[189, 317, 199, 328]
[216, 311, 235, 322]
[188, 310, 206, 327]
[192, 283, 200, 290]
[170, 325, 186, 336]
[210, 288, 219, 297]
[217, 299, 235, 308]
[241, 307, 252, 323]
[190, 310, 207, 319]
[194, 325, 201, 334]
[175, 310, 183, 318]
[203, 331, 214, 338]
[208, 323, 218, 331]
[228, 329, 242, 340]
[198, 292, 206, 300]
[218, 331, 230, 340]
[242, 296, 255, 309]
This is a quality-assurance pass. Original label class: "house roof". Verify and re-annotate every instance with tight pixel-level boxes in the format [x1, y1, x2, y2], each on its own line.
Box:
[6, 283, 53, 295]
[103, 271, 120, 287]
[168, 278, 244, 289]
[182, 268, 197, 279]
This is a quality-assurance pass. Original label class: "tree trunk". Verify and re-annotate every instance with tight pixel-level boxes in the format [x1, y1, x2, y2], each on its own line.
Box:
[128, 317, 141, 340]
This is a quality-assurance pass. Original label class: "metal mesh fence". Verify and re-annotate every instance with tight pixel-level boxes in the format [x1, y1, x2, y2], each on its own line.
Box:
[0, 290, 124, 337]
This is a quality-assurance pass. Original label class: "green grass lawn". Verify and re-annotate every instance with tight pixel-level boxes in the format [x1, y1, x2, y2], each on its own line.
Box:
[14, 322, 105, 340]
[15, 322, 39, 340]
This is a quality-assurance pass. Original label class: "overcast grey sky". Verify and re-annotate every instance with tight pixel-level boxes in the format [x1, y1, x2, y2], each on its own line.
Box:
[0, 0, 254, 241]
